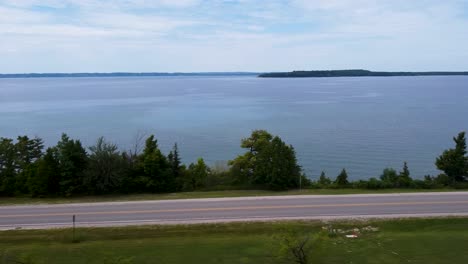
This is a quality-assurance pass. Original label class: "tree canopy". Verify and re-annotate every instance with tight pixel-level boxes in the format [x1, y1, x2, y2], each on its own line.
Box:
[436, 132, 468, 183]
[230, 130, 301, 190]
[1, 130, 467, 198]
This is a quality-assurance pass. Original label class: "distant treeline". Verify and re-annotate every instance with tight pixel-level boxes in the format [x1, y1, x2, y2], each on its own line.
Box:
[0, 72, 259, 79]
[0, 130, 467, 197]
[259, 69, 468, 78]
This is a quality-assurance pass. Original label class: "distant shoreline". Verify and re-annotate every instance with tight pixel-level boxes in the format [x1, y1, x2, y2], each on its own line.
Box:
[0, 72, 259, 79]
[2, 70, 468, 79]
[259, 69, 468, 78]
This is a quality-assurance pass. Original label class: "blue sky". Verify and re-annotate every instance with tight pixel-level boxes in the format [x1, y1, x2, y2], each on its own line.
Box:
[1, 0, 467, 73]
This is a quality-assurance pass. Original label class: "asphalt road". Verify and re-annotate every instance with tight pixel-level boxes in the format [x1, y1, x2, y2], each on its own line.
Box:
[1, 192, 468, 230]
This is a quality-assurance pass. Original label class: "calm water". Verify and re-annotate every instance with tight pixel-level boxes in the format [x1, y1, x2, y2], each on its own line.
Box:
[1, 76, 467, 180]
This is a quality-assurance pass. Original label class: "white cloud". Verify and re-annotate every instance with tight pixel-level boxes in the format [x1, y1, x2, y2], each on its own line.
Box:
[0, 0, 201, 9]
[84, 12, 197, 32]
[0, 0, 467, 72]
[0, 0, 68, 8]
[0, 6, 49, 23]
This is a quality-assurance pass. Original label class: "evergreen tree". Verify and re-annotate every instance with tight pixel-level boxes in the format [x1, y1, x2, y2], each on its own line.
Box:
[168, 143, 182, 191]
[27, 148, 60, 197]
[55, 134, 88, 196]
[318, 171, 331, 186]
[0, 136, 44, 195]
[15, 136, 43, 172]
[14, 136, 44, 194]
[436, 132, 468, 183]
[0, 138, 17, 195]
[140, 135, 170, 192]
[398, 161, 412, 187]
[335, 169, 349, 187]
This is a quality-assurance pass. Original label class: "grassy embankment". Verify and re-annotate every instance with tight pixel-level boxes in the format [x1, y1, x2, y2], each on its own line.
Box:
[1, 218, 467, 263]
[0, 188, 464, 206]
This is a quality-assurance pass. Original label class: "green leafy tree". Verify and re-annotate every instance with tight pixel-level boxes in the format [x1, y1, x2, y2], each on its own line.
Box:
[318, 171, 331, 187]
[229, 130, 273, 184]
[436, 132, 468, 183]
[14, 136, 44, 194]
[85, 137, 125, 194]
[273, 228, 311, 264]
[229, 130, 302, 190]
[335, 169, 349, 187]
[228, 152, 252, 185]
[15, 136, 43, 172]
[0, 138, 17, 195]
[27, 148, 60, 197]
[185, 158, 209, 190]
[380, 168, 398, 187]
[55, 134, 88, 196]
[0, 136, 44, 195]
[256, 136, 301, 190]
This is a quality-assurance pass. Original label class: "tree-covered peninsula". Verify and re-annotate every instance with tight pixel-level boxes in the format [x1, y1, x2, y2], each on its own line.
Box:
[258, 69, 468, 78]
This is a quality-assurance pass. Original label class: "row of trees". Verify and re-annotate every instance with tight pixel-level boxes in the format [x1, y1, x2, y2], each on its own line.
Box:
[0, 130, 303, 197]
[312, 163, 417, 189]
[0, 130, 467, 197]
[309, 132, 468, 189]
[0, 134, 207, 197]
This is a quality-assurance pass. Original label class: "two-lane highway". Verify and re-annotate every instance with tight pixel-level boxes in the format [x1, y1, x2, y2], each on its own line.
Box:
[1, 192, 468, 230]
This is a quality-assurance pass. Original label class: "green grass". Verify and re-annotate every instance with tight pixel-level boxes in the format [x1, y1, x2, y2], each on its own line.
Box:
[0, 188, 464, 206]
[1, 218, 467, 264]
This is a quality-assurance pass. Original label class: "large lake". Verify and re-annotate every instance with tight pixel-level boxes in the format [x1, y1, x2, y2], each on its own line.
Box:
[1, 76, 467, 180]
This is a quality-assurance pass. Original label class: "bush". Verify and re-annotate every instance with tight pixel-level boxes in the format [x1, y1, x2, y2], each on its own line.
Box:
[307, 181, 322, 189]
[452, 181, 468, 189]
[204, 171, 234, 189]
[351, 180, 369, 189]
[366, 178, 386, 189]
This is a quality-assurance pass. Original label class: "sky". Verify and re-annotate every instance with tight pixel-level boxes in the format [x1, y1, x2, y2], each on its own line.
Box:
[1, 0, 468, 73]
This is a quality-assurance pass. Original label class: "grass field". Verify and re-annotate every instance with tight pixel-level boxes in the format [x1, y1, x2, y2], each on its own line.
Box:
[1, 218, 467, 263]
[0, 188, 464, 206]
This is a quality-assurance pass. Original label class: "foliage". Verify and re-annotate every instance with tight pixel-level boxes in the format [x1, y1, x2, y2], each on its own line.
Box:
[185, 158, 210, 191]
[379, 163, 413, 188]
[380, 168, 398, 187]
[85, 137, 125, 194]
[229, 130, 301, 190]
[0, 136, 44, 196]
[398, 161, 412, 187]
[55, 134, 88, 196]
[436, 132, 468, 183]
[259, 69, 468, 78]
[139, 135, 171, 192]
[167, 143, 182, 191]
[1, 130, 467, 197]
[334, 169, 349, 187]
[229, 130, 273, 185]
[27, 148, 60, 197]
[318, 171, 332, 187]
[273, 228, 312, 264]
